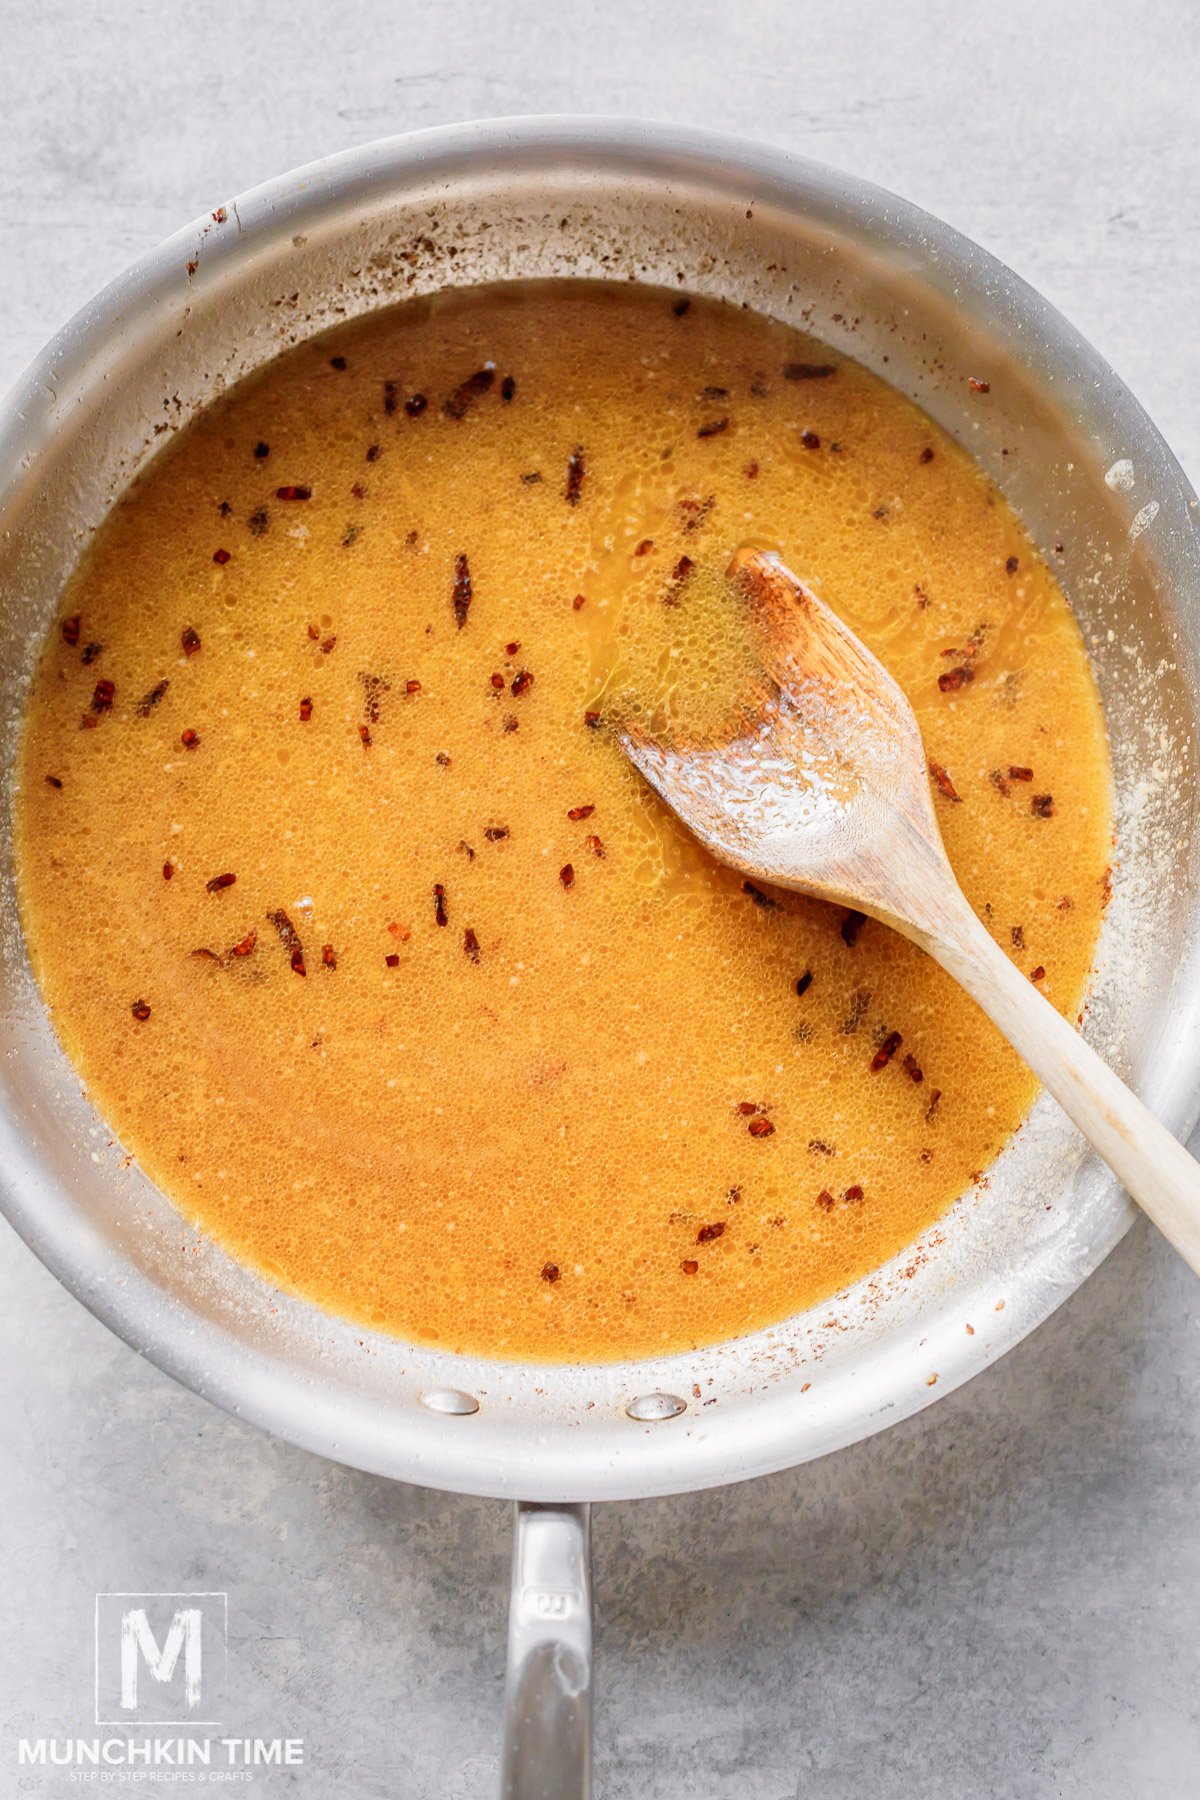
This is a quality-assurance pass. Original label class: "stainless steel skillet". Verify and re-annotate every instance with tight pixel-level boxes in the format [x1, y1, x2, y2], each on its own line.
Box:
[1, 119, 1198, 1796]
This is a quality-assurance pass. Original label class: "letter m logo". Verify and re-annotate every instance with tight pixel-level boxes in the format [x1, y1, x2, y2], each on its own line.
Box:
[95, 1593, 227, 1725]
[121, 1606, 202, 1709]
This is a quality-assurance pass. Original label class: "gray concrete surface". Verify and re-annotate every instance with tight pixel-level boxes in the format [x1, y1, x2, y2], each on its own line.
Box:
[2, 2, 1200, 1794]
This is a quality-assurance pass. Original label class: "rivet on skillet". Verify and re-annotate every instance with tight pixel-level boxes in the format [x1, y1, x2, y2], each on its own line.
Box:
[625, 1392, 687, 1422]
[419, 1387, 480, 1416]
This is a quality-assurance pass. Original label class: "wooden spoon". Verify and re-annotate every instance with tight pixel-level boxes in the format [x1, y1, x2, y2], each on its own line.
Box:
[618, 546, 1200, 1272]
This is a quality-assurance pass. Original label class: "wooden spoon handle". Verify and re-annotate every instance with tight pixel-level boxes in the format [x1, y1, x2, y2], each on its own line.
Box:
[929, 901, 1200, 1273]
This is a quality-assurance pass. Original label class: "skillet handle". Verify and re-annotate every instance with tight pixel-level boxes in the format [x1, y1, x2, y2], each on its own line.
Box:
[502, 1501, 593, 1799]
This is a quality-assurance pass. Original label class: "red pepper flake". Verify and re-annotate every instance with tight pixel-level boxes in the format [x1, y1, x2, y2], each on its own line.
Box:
[748, 1117, 776, 1138]
[920, 447, 935, 464]
[844, 1184, 864, 1202]
[268, 908, 306, 976]
[490, 672, 505, 691]
[841, 909, 867, 947]
[665, 555, 695, 603]
[330, 355, 347, 370]
[567, 804, 595, 821]
[736, 1100, 760, 1116]
[253, 441, 270, 460]
[181, 727, 200, 750]
[634, 538, 655, 557]
[81, 641, 104, 665]
[180, 626, 201, 658]
[405, 393, 428, 418]
[383, 381, 399, 414]
[484, 826, 509, 844]
[871, 1030, 903, 1072]
[559, 864, 575, 890]
[387, 923, 411, 942]
[989, 769, 1012, 799]
[383, 952, 399, 968]
[131, 999, 151, 1022]
[323, 943, 337, 969]
[743, 880, 781, 911]
[903, 1054, 924, 1084]
[572, 593, 586, 611]
[511, 669, 534, 698]
[191, 948, 220, 963]
[584, 710, 602, 730]
[406, 679, 422, 695]
[62, 614, 82, 646]
[967, 376, 990, 393]
[139, 679, 170, 716]
[436, 751, 451, 767]
[1057, 895, 1075, 912]
[206, 872, 236, 893]
[1030, 965, 1047, 983]
[744, 460, 760, 479]
[319, 635, 337, 655]
[299, 696, 313, 721]
[697, 1221, 726, 1243]
[541, 1262, 561, 1283]
[444, 366, 495, 420]
[359, 724, 372, 748]
[275, 485, 312, 501]
[1011, 924, 1025, 949]
[91, 678, 115, 713]
[1009, 765, 1034, 782]
[520, 471, 543, 485]
[463, 926, 481, 963]
[503, 715, 519, 733]
[585, 834, 605, 858]
[365, 445, 382, 463]
[928, 760, 961, 802]
[434, 883, 448, 927]
[212, 207, 227, 223]
[453, 553, 472, 629]
[926, 1088, 943, 1122]
[44, 773, 63, 789]
[816, 1189, 835, 1210]
[501, 375, 516, 402]
[800, 429, 821, 450]
[358, 672, 391, 723]
[795, 971, 813, 996]
[213, 548, 231, 565]
[1031, 793, 1055, 818]
[697, 417, 730, 439]
[681, 1259, 699, 1275]
[162, 861, 173, 879]
[229, 928, 257, 958]
[938, 666, 974, 693]
[1005, 555, 1019, 574]
[783, 362, 835, 381]
[565, 446, 586, 505]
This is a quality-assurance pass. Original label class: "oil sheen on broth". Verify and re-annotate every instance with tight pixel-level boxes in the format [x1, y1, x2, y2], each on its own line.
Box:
[15, 282, 1112, 1363]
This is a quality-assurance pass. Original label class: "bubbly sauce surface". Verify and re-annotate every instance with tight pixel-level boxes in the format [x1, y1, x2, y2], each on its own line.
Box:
[15, 282, 1112, 1362]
